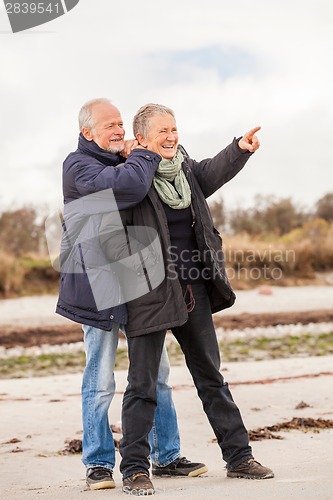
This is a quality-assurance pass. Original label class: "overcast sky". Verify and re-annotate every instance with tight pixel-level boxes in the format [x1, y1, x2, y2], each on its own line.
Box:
[0, 0, 332, 215]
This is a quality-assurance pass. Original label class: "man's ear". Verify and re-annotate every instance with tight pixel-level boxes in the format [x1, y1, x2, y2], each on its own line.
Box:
[82, 127, 94, 141]
[136, 133, 147, 148]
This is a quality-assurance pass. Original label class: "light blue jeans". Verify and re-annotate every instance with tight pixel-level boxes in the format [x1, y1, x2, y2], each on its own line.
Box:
[81, 323, 181, 471]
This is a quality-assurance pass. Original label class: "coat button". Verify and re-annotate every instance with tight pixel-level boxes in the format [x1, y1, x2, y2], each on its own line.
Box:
[145, 155, 150, 159]
[110, 315, 114, 319]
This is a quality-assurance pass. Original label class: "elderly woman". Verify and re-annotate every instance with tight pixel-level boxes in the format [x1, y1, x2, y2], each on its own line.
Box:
[100, 104, 273, 495]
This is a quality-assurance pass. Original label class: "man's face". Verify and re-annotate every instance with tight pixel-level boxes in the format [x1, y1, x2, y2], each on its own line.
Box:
[85, 103, 125, 153]
[143, 113, 179, 160]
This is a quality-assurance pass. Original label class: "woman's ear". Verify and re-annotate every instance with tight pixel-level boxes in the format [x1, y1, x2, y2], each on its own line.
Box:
[136, 133, 147, 148]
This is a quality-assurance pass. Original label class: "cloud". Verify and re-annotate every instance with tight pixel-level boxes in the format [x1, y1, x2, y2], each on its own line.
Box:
[147, 45, 262, 82]
[0, 0, 332, 213]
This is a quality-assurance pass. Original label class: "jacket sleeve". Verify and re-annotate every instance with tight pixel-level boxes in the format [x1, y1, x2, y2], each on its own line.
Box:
[73, 149, 161, 210]
[189, 138, 253, 198]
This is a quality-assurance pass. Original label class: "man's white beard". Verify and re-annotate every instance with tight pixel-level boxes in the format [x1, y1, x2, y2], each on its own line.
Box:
[106, 143, 125, 154]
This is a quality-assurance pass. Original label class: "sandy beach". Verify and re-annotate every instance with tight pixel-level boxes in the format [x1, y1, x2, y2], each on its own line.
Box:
[0, 285, 333, 328]
[1, 356, 333, 499]
[1, 285, 333, 499]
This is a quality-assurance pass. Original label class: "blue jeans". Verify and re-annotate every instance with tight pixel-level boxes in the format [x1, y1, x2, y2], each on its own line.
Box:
[81, 323, 180, 471]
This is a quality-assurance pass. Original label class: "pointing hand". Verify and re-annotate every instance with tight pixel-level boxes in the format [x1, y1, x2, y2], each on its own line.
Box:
[238, 126, 261, 152]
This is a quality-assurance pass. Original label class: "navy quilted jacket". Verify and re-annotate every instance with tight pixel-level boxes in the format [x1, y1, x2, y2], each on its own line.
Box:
[56, 134, 161, 331]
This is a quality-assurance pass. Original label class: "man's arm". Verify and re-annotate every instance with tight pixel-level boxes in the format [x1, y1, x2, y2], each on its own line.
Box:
[72, 149, 161, 210]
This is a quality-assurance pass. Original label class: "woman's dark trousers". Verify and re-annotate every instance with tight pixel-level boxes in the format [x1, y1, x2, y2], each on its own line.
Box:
[120, 283, 253, 478]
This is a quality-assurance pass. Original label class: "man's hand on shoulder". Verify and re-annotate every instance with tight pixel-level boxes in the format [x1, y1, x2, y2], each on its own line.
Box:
[120, 139, 139, 158]
[238, 126, 261, 153]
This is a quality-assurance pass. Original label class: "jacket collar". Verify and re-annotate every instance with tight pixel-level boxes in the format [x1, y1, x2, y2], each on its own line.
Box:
[78, 133, 122, 166]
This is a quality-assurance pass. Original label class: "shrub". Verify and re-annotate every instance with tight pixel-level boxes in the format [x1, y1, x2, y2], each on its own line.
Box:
[0, 250, 27, 297]
[0, 207, 45, 257]
[315, 193, 333, 222]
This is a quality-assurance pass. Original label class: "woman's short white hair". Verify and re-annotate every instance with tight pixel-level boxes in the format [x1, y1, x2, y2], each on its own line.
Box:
[133, 103, 175, 138]
[78, 98, 112, 131]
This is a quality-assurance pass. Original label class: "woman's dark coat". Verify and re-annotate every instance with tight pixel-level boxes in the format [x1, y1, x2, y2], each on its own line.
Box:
[100, 138, 252, 337]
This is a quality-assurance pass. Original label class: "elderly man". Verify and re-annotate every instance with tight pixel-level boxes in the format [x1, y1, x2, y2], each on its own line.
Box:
[100, 103, 274, 495]
[56, 99, 207, 490]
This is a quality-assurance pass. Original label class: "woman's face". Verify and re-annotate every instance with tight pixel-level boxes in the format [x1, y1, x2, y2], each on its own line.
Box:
[142, 113, 179, 160]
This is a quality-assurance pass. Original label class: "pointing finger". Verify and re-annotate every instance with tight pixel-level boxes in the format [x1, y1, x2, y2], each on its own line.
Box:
[245, 126, 261, 139]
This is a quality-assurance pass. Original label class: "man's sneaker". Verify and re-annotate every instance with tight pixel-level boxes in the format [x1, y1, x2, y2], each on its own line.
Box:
[122, 473, 155, 495]
[86, 467, 115, 490]
[152, 456, 208, 477]
[227, 458, 274, 480]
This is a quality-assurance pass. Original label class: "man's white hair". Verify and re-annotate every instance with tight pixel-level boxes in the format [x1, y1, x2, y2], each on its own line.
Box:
[78, 98, 113, 131]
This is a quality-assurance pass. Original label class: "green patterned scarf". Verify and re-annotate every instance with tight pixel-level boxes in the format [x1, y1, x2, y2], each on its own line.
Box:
[153, 150, 191, 209]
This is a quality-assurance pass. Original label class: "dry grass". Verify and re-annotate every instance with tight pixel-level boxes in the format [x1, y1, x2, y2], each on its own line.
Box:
[0, 253, 58, 298]
[223, 220, 333, 288]
[0, 250, 27, 296]
[0, 220, 333, 296]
